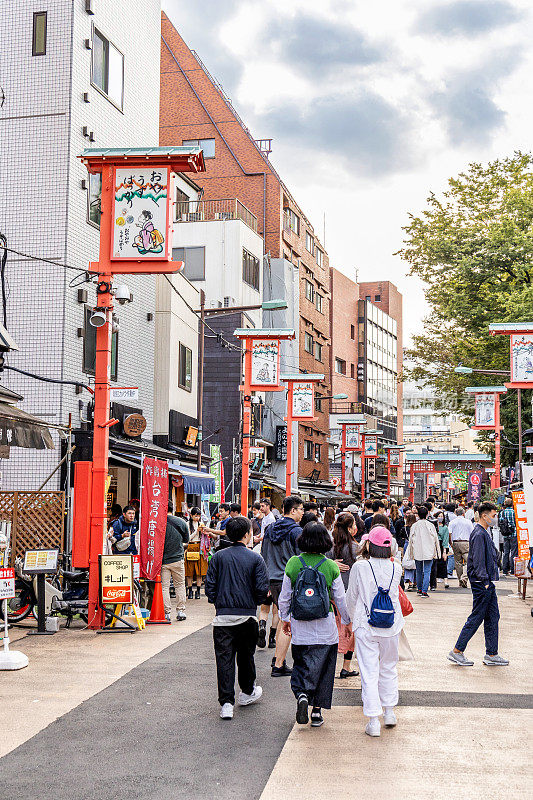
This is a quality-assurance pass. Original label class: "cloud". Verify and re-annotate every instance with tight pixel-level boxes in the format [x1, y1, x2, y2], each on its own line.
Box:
[259, 91, 414, 177]
[430, 48, 523, 145]
[263, 12, 385, 78]
[416, 1, 522, 37]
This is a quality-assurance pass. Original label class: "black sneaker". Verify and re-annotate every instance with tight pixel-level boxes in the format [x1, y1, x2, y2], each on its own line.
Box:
[257, 624, 267, 649]
[296, 694, 309, 724]
[339, 668, 359, 679]
[195, 586, 201, 600]
[420, 591, 429, 597]
[268, 627, 277, 648]
[310, 708, 324, 727]
[187, 587, 193, 600]
[271, 661, 292, 677]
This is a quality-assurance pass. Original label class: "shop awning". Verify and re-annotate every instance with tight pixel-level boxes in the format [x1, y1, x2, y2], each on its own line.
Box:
[170, 463, 216, 495]
[0, 402, 55, 450]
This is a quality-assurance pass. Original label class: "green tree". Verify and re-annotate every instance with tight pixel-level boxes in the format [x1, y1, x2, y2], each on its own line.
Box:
[398, 152, 533, 465]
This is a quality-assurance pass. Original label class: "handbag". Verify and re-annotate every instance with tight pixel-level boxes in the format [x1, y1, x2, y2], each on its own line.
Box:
[115, 536, 131, 552]
[185, 545, 201, 561]
[402, 550, 415, 571]
[398, 585, 413, 617]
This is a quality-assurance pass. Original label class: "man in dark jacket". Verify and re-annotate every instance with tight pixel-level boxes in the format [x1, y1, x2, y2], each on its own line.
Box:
[261, 495, 303, 677]
[107, 505, 138, 554]
[161, 504, 190, 622]
[364, 499, 395, 533]
[448, 502, 509, 666]
[205, 516, 269, 719]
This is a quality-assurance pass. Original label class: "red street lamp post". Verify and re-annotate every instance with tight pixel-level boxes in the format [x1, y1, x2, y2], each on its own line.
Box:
[282, 374, 324, 496]
[78, 146, 205, 629]
[233, 329, 295, 514]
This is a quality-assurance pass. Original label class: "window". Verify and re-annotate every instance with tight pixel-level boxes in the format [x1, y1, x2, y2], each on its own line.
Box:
[304, 440, 314, 460]
[315, 293, 323, 313]
[178, 343, 193, 392]
[305, 332, 314, 354]
[305, 280, 314, 302]
[306, 232, 314, 254]
[315, 393, 322, 412]
[172, 246, 205, 280]
[92, 28, 124, 110]
[316, 248, 323, 267]
[365, 295, 371, 301]
[83, 307, 118, 381]
[182, 138, 216, 158]
[350, 363, 355, 379]
[375, 294, 381, 301]
[242, 248, 260, 291]
[350, 324, 355, 340]
[315, 342, 323, 362]
[32, 11, 47, 56]
[315, 443, 321, 461]
[284, 208, 300, 235]
[335, 357, 346, 375]
[87, 172, 102, 228]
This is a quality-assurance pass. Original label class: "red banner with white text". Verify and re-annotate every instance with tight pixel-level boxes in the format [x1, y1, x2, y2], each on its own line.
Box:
[140, 457, 169, 580]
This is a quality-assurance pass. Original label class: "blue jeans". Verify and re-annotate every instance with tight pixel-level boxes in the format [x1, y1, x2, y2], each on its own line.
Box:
[502, 536, 518, 574]
[455, 582, 499, 655]
[415, 559, 433, 593]
[447, 553, 455, 577]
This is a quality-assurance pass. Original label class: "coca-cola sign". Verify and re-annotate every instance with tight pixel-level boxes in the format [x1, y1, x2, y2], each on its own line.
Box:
[100, 555, 133, 605]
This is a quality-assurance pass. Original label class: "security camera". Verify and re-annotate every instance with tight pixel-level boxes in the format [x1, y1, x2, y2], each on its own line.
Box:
[89, 308, 107, 327]
[114, 284, 132, 305]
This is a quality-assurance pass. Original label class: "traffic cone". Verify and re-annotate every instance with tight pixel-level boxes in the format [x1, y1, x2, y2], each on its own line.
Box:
[146, 574, 170, 625]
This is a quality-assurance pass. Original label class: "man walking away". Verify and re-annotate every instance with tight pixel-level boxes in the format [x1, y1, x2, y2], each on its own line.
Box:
[262, 495, 303, 676]
[448, 502, 509, 667]
[448, 507, 473, 588]
[499, 498, 518, 576]
[161, 503, 190, 622]
[205, 516, 269, 719]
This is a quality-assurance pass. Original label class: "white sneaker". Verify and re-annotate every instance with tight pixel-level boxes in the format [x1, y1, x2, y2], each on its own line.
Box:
[383, 708, 397, 727]
[238, 685, 263, 706]
[220, 703, 234, 719]
[365, 717, 381, 737]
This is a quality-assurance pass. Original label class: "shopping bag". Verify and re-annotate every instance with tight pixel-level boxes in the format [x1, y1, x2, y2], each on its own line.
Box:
[399, 585, 413, 617]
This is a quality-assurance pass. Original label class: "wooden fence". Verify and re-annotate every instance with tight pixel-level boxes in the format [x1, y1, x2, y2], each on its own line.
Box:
[0, 491, 65, 565]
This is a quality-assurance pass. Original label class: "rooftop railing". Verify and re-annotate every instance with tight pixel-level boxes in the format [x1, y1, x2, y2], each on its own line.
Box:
[174, 199, 258, 232]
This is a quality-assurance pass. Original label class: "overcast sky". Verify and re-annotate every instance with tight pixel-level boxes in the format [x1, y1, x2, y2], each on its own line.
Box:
[162, 0, 533, 343]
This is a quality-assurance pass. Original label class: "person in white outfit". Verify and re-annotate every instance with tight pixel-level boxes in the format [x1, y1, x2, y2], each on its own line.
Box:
[346, 526, 403, 738]
[406, 506, 441, 597]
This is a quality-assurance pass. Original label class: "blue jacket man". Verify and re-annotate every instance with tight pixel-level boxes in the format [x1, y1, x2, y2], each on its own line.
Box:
[448, 502, 509, 667]
[109, 506, 138, 555]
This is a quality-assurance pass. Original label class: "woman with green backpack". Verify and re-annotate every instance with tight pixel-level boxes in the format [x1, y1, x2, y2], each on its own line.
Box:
[278, 521, 350, 728]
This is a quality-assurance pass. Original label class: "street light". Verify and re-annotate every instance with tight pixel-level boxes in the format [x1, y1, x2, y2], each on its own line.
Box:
[454, 365, 510, 376]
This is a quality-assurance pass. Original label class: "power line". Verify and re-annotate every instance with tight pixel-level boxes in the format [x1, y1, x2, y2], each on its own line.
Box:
[0, 242, 89, 275]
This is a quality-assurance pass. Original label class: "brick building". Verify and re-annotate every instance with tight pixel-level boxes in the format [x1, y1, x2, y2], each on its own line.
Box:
[160, 14, 332, 487]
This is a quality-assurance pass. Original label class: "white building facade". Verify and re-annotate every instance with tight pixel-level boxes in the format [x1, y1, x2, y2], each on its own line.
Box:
[0, 0, 162, 488]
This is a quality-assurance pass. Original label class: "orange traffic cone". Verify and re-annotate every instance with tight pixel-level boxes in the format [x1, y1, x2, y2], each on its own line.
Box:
[146, 574, 170, 625]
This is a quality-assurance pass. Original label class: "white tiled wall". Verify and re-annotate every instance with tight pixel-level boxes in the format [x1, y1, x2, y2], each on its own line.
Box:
[0, 0, 162, 489]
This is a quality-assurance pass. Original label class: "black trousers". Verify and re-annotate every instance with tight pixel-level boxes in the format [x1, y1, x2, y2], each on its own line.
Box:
[213, 619, 259, 705]
[291, 643, 338, 709]
[455, 581, 499, 655]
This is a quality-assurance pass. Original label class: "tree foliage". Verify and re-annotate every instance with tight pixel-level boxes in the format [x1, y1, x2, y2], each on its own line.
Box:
[398, 152, 533, 465]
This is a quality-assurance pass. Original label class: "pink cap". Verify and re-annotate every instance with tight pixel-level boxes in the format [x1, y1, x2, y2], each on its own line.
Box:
[368, 526, 392, 547]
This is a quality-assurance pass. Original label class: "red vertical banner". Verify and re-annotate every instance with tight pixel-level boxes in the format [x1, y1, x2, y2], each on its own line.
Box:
[140, 457, 169, 580]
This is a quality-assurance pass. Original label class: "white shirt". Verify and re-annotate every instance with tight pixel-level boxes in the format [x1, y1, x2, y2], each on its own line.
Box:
[345, 558, 404, 637]
[278, 573, 350, 645]
[448, 516, 474, 543]
[260, 511, 275, 536]
[465, 509, 475, 521]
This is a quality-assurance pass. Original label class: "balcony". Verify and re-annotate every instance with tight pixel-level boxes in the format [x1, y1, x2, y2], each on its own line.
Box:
[174, 199, 257, 233]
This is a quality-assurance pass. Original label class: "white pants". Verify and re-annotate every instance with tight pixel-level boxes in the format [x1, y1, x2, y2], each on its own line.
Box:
[355, 626, 400, 718]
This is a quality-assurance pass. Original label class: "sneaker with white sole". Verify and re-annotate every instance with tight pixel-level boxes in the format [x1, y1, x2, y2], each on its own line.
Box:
[220, 703, 234, 719]
[365, 717, 381, 737]
[447, 650, 474, 666]
[383, 708, 397, 727]
[483, 654, 509, 666]
[237, 685, 263, 706]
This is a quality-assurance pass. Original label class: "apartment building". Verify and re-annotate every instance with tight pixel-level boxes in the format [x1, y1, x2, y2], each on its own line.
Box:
[160, 13, 332, 489]
[0, 0, 162, 489]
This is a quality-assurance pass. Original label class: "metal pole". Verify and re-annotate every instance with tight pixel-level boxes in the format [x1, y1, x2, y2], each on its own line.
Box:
[409, 463, 415, 503]
[240, 340, 252, 515]
[387, 450, 391, 497]
[361, 433, 366, 500]
[340, 424, 346, 494]
[493, 394, 501, 490]
[285, 383, 293, 496]
[518, 387, 523, 464]
[196, 289, 205, 478]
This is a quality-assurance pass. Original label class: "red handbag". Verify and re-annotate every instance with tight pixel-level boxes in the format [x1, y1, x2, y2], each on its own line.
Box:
[399, 585, 413, 617]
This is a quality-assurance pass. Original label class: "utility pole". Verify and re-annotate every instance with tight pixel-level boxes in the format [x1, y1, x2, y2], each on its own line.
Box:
[196, 289, 205, 488]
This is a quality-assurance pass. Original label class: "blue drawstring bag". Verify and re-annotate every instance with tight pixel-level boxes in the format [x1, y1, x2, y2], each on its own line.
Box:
[367, 562, 395, 628]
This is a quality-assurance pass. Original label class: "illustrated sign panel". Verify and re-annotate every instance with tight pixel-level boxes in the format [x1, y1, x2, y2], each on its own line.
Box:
[112, 167, 170, 260]
[389, 450, 400, 466]
[100, 555, 133, 604]
[467, 471, 483, 503]
[292, 382, 314, 419]
[475, 393, 496, 428]
[511, 334, 533, 385]
[250, 340, 280, 388]
[139, 457, 169, 580]
[345, 426, 360, 451]
[364, 435, 377, 457]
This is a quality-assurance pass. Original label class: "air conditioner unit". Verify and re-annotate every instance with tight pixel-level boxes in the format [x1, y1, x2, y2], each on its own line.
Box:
[214, 212, 233, 221]
[181, 212, 204, 222]
[223, 296, 236, 308]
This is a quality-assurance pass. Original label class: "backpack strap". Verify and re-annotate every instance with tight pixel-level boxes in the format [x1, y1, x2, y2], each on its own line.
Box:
[314, 557, 327, 570]
[368, 560, 395, 592]
[368, 561, 379, 590]
[298, 555, 307, 569]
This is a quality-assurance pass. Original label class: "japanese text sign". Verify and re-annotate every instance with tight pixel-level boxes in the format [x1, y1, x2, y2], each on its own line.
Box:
[467, 472, 483, 503]
[364, 435, 377, 458]
[112, 167, 171, 261]
[250, 339, 280, 389]
[100, 555, 133, 604]
[292, 382, 314, 419]
[511, 334, 533, 386]
[140, 457, 169, 580]
[512, 489, 531, 560]
[0, 567, 15, 600]
[345, 426, 360, 451]
[475, 393, 496, 428]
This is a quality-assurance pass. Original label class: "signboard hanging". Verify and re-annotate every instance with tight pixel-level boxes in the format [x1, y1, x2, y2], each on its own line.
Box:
[292, 382, 314, 419]
[250, 339, 280, 389]
[0, 567, 15, 600]
[467, 472, 482, 503]
[112, 167, 171, 261]
[139, 457, 169, 580]
[275, 425, 287, 461]
[366, 458, 376, 482]
[510, 334, 533, 385]
[364, 435, 377, 457]
[99, 555, 133, 604]
[511, 489, 531, 559]
[475, 393, 496, 428]
[208, 444, 222, 503]
[345, 426, 360, 451]
[389, 450, 400, 467]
